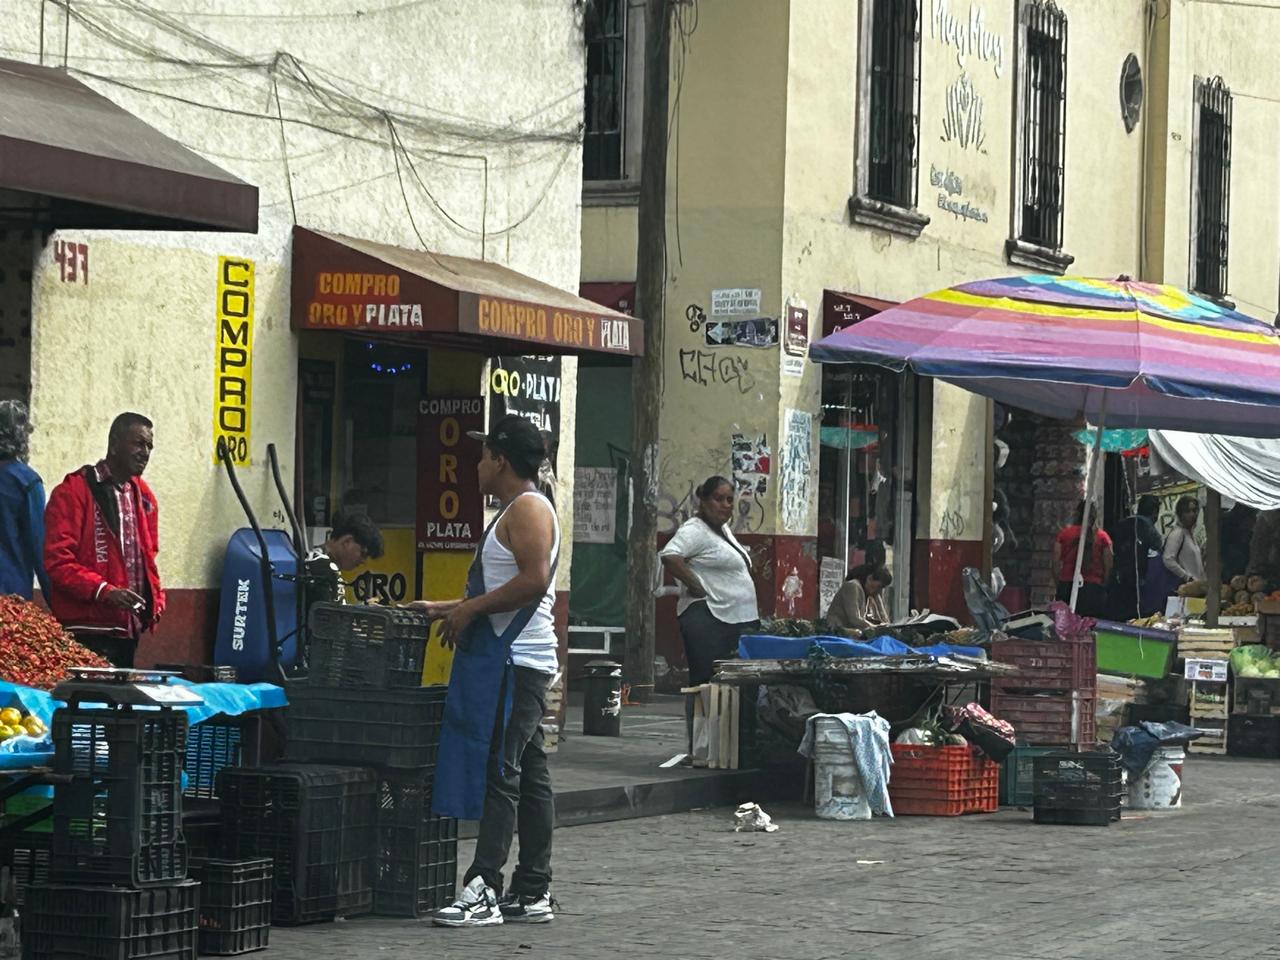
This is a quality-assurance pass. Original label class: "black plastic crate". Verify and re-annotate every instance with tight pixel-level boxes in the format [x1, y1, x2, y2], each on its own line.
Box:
[216, 764, 374, 926]
[1228, 715, 1280, 759]
[189, 859, 271, 956]
[1032, 750, 1123, 827]
[23, 879, 198, 960]
[184, 718, 244, 801]
[51, 705, 188, 886]
[307, 603, 431, 689]
[1, 832, 51, 907]
[372, 772, 457, 917]
[285, 685, 447, 770]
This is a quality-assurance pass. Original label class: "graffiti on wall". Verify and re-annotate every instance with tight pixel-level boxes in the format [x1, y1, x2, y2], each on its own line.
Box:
[679, 349, 757, 395]
[930, 0, 1006, 78]
[930, 164, 990, 223]
[941, 73, 987, 153]
[731, 433, 770, 533]
[780, 408, 814, 535]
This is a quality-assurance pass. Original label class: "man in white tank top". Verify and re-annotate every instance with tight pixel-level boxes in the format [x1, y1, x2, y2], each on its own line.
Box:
[412, 414, 560, 927]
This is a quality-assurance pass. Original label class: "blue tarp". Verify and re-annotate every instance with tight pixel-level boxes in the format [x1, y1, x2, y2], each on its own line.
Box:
[737, 634, 984, 661]
[0, 679, 287, 770]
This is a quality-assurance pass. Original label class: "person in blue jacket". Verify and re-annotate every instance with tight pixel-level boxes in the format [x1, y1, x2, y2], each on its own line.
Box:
[0, 401, 50, 600]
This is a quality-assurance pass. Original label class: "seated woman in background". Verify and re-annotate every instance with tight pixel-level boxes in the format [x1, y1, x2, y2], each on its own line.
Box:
[826, 564, 892, 631]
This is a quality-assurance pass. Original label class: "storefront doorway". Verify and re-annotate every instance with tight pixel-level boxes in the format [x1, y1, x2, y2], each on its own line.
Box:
[817, 366, 916, 620]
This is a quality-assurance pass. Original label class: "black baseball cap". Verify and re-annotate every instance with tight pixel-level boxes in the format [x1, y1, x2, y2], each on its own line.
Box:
[468, 414, 548, 469]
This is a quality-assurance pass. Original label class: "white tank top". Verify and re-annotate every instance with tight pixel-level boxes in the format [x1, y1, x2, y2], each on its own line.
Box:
[482, 491, 560, 674]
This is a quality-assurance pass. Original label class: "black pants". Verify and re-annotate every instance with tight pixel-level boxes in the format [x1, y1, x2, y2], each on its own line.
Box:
[465, 666, 554, 898]
[75, 633, 136, 668]
[678, 601, 758, 685]
[678, 602, 757, 750]
[1055, 581, 1107, 619]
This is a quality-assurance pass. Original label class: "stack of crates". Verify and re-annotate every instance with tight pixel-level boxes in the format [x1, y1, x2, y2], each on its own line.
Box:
[24, 702, 199, 960]
[216, 764, 374, 926]
[990, 634, 1097, 746]
[278, 603, 456, 918]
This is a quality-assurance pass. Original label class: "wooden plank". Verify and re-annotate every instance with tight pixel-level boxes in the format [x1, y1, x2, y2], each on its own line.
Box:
[707, 685, 721, 770]
[728, 686, 740, 770]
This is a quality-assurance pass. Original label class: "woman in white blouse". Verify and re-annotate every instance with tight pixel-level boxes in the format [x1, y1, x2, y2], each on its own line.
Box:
[1163, 494, 1205, 584]
[660, 476, 760, 688]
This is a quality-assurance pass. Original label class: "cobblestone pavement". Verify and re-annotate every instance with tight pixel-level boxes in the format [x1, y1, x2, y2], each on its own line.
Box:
[270, 756, 1280, 960]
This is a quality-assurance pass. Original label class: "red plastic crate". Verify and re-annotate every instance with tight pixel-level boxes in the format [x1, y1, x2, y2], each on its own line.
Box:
[989, 690, 1096, 746]
[889, 745, 998, 817]
[991, 637, 1096, 694]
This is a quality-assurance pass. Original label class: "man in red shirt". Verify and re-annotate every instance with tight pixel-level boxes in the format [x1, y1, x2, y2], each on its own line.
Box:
[44, 413, 164, 667]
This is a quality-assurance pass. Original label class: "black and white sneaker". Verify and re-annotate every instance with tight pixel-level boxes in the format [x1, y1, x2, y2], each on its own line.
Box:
[432, 876, 503, 927]
[498, 891, 557, 924]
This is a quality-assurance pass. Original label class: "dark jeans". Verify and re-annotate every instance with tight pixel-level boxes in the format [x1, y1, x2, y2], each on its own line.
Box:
[678, 601, 757, 685]
[465, 666, 554, 898]
[75, 633, 136, 668]
[677, 602, 758, 750]
[1055, 581, 1107, 620]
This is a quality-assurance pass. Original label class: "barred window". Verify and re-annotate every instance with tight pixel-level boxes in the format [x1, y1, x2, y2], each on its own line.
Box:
[866, 0, 921, 208]
[1017, 1, 1068, 250]
[1193, 77, 1232, 300]
[584, 0, 626, 182]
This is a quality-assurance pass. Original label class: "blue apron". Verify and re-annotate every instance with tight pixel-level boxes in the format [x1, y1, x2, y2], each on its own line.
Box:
[431, 499, 558, 820]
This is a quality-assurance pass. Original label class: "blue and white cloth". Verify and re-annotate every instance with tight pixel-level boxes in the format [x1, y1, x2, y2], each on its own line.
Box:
[798, 711, 894, 817]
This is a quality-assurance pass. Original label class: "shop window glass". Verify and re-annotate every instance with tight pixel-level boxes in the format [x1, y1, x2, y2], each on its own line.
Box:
[340, 340, 426, 526]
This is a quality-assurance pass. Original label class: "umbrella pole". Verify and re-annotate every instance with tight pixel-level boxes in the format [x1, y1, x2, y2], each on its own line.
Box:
[1069, 395, 1108, 612]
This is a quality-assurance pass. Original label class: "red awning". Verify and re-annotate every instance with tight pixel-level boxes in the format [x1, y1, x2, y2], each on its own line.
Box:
[291, 227, 642, 358]
[579, 281, 636, 315]
[0, 59, 257, 232]
[823, 290, 897, 338]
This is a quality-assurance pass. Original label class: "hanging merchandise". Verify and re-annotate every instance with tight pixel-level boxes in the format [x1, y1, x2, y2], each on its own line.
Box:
[1073, 427, 1149, 453]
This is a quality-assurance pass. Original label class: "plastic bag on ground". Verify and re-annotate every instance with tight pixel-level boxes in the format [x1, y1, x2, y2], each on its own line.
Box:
[1112, 721, 1201, 775]
[733, 802, 779, 832]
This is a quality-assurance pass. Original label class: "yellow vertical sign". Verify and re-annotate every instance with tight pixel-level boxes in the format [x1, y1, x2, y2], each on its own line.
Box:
[213, 256, 255, 465]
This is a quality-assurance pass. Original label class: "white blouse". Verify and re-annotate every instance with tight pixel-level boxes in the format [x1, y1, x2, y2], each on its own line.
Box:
[660, 517, 759, 625]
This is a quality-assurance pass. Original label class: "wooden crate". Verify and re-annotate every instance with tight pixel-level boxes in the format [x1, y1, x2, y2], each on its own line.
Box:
[683, 683, 740, 770]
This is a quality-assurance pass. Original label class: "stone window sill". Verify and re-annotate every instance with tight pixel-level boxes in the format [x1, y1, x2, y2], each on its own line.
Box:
[583, 181, 640, 208]
[1005, 238, 1075, 275]
[848, 194, 930, 238]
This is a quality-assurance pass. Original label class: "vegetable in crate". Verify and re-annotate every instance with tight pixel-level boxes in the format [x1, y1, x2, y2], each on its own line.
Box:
[1231, 575, 1249, 592]
[1248, 576, 1267, 594]
[0, 596, 109, 689]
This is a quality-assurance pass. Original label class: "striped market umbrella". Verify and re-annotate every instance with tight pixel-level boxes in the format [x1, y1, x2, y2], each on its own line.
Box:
[809, 275, 1280, 608]
[809, 275, 1280, 439]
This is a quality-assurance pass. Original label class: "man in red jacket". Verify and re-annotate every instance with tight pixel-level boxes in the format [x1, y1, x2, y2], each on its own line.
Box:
[44, 413, 164, 667]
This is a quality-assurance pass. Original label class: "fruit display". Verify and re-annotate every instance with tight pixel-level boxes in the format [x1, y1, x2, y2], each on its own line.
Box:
[0, 706, 45, 741]
[0, 595, 110, 690]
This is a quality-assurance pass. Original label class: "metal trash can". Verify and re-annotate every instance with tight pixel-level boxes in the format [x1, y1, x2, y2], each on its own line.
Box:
[582, 660, 622, 737]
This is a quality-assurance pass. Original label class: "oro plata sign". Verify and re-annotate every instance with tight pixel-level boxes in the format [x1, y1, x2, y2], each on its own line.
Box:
[462, 293, 634, 355]
[416, 397, 484, 551]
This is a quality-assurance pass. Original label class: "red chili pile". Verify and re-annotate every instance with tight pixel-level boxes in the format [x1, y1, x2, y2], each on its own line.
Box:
[0, 596, 110, 689]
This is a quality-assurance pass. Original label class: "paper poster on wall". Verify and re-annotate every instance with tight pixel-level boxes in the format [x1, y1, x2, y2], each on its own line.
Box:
[819, 557, 845, 618]
[705, 317, 778, 348]
[573, 466, 618, 544]
[781, 408, 814, 535]
[784, 302, 809, 357]
[711, 288, 762, 317]
[782, 356, 805, 378]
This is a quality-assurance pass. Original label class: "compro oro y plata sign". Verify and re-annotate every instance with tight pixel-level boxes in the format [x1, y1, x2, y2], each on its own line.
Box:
[417, 397, 484, 550]
[213, 256, 255, 465]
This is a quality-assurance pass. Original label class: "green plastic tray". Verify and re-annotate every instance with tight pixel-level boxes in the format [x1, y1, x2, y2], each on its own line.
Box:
[1094, 622, 1175, 679]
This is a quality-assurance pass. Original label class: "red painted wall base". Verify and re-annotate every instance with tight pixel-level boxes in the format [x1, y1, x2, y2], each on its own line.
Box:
[911, 539, 984, 623]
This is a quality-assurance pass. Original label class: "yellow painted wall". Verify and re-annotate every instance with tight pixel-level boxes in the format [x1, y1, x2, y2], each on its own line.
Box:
[654, 0, 792, 538]
[777, 0, 1148, 542]
[1149, 0, 1280, 320]
[29, 232, 298, 590]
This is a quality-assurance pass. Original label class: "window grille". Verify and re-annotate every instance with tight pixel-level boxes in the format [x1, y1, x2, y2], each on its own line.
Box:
[584, 0, 625, 182]
[1018, 1, 1068, 250]
[867, 0, 921, 208]
[1193, 77, 1232, 300]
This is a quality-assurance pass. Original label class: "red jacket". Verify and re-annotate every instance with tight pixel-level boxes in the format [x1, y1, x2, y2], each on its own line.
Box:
[44, 467, 165, 637]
